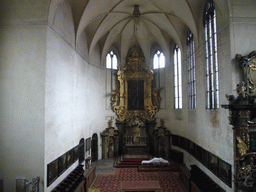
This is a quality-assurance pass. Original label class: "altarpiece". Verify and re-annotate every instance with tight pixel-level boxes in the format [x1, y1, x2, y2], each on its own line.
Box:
[108, 51, 161, 156]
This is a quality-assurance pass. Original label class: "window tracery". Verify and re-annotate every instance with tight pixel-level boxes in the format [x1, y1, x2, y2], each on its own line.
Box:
[153, 50, 165, 69]
[204, 0, 219, 109]
[187, 30, 196, 109]
[106, 51, 117, 69]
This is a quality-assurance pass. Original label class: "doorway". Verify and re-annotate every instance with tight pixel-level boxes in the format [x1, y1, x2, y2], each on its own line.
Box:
[91, 133, 98, 162]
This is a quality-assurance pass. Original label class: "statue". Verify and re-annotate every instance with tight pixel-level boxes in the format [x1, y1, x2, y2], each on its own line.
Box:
[133, 123, 141, 143]
[152, 88, 162, 108]
[236, 81, 249, 98]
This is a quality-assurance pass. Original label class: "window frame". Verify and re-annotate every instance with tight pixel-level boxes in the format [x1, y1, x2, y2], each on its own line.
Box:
[187, 30, 196, 109]
[106, 51, 118, 69]
[153, 50, 165, 69]
[204, 0, 219, 109]
[174, 45, 182, 109]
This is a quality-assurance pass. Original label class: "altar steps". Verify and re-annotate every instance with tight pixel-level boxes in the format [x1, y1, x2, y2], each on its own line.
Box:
[115, 153, 149, 168]
[115, 161, 142, 168]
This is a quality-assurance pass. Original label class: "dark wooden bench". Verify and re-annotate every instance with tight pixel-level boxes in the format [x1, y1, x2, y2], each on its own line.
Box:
[190, 165, 225, 192]
[52, 165, 85, 192]
[179, 165, 190, 191]
[169, 149, 184, 163]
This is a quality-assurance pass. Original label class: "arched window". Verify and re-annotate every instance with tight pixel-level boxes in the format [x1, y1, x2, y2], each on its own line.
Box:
[187, 30, 196, 109]
[174, 45, 182, 109]
[106, 51, 118, 69]
[153, 50, 165, 69]
[204, 0, 219, 109]
[152, 50, 166, 109]
[106, 51, 118, 109]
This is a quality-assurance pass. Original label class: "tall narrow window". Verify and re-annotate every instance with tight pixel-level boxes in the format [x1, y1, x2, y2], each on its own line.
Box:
[204, 0, 219, 109]
[187, 30, 196, 109]
[152, 50, 166, 109]
[153, 50, 165, 69]
[174, 45, 182, 109]
[106, 51, 117, 69]
[106, 51, 118, 107]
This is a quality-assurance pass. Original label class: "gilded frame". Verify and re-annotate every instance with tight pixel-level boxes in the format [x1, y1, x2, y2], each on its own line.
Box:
[86, 137, 91, 151]
[112, 51, 159, 122]
[58, 153, 66, 176]
[248, 57, 256, 93]
[219, 158, 232, 187]
[47, 159, 58, 187]
[209, 152, 219, 176]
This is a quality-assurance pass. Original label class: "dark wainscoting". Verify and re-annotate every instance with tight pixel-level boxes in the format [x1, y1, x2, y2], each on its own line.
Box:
[0, 180, 3, 192]
[84, 166, 96, 192]
[47, 144, 80, 187]
[172, 134, 232, 188]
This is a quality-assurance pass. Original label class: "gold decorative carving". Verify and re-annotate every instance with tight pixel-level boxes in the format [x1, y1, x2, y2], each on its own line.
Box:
[249, 59, 256, 90]
[236, 136, 249, 156]
[108, 119, 113, 127]
[110, 88, 120, 106]
[112, 51, 160, 122]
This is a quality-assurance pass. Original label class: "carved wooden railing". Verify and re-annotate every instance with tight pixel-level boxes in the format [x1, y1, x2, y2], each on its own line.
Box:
[52, 165, 84, 192]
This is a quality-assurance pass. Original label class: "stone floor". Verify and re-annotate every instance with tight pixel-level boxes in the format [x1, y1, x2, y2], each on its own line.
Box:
[91, 158, 117, 175]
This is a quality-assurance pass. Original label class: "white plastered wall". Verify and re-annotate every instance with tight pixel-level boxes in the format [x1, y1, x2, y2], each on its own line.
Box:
[45, 26, 110, 191]
[0, 0, 49, 191]
[157, 3, 235, 192]
[0, 24, 46, 192]
[45, 1, 115, 191]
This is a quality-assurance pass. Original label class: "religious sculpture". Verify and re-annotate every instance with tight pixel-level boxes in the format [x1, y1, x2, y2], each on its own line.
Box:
[100, 120, 119, 159]
[133, 123, 141, 143]
[153, 119, 171, 158]
[236, 51, 256, 96]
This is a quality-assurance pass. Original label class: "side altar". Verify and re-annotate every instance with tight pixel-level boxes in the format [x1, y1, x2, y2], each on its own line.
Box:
[110, 51, 161, 156]
[222, 51, 256, 191]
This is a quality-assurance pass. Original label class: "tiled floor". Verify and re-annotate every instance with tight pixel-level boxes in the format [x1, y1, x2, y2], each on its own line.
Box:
[89, 158, 188, 192]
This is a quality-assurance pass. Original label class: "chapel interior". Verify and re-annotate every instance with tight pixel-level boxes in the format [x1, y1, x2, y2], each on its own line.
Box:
[0, 0, 256, 192]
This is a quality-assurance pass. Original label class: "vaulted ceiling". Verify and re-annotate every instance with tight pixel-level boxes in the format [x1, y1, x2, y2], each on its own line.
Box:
[49, 0, 229, 67]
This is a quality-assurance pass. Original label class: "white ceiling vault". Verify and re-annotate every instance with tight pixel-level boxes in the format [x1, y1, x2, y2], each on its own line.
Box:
[49, 0, 229, 67]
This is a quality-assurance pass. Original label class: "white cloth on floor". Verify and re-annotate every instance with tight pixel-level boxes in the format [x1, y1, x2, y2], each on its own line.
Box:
[141, 157, 169, 164]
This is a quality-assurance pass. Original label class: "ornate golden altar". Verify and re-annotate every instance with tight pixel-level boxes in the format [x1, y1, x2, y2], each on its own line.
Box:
[111, 51, 160, 122]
